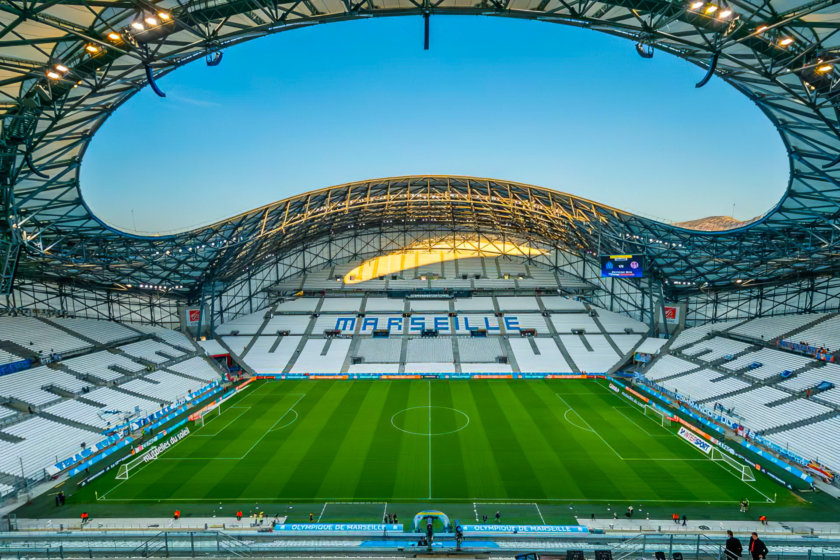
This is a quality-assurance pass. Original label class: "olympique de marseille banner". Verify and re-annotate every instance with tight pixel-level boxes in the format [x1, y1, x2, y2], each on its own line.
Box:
[461, 525, 588, 533]
[273, 524, 403, 532]
[678, 426, 712, 454]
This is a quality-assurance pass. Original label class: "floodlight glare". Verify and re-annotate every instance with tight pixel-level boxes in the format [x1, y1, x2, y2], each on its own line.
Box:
[46, 70, 60, 79]
[107, 31, 121, 41]
[704, 5, 718, 14]
[817, 64, 833, 74]
[719, 9, 732, 18]
[131, 21, 144, 31]
[55, 64, 68, 73]
[690, 1, 703, 9]
[779, 37, 794, 46]
[145, 17, 158, 26]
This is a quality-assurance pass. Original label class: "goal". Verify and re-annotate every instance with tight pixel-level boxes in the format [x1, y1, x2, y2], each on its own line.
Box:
[643, 404, 671, 427]
[195, 404, 221, 427]
[115, 453, 148, 480]
[711, 447, 756, 482]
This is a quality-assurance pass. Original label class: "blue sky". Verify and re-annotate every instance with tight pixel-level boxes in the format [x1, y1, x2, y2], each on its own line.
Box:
[82, 16, 788, 234]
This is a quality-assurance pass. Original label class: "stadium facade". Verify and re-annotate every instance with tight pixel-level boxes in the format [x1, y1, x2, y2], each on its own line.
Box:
[2, 0, 840, 332]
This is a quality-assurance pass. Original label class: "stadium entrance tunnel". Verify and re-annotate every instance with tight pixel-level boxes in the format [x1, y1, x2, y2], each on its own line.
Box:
[391, 406, 470, 436]
[412, 511, 452, 532]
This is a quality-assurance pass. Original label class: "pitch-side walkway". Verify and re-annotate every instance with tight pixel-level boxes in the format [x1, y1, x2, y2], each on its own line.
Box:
[580, 518, 840, 536]
[13, 516, 287, 531]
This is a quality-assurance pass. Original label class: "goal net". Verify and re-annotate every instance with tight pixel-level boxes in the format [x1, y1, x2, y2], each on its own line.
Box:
[643, 405, 670, 427]
[195, 404, 221, 427]
[711, 447, 756, 481]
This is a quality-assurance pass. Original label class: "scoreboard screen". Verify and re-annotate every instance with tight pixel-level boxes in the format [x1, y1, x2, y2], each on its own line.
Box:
[600, 254, 645, 278]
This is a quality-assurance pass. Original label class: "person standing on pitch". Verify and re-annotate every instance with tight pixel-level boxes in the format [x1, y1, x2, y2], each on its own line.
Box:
[750, 533, 768, 560]
[725, 530, 743, 560]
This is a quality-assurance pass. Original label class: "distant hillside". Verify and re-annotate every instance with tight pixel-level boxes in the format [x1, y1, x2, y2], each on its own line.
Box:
[672, 215, 756, 231]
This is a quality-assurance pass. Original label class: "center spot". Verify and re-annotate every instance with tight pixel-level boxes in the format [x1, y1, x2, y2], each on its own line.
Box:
[390, 406, 470, 436]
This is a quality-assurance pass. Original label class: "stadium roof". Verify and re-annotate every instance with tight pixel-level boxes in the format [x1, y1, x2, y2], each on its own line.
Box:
[2, 0, 840, 299]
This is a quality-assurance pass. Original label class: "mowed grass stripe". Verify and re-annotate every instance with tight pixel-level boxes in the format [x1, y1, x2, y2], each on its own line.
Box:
[353, 381, 415, 498]
[449, 381, 508, 500]
[315, 382, 394, 498]
[430, 381, 471, 500]
[392, 382, 434, 499]
[467, 382, 544, 499]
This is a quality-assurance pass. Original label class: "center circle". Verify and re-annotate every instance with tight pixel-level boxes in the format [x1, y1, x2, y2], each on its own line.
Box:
[390, 406, 470, 436]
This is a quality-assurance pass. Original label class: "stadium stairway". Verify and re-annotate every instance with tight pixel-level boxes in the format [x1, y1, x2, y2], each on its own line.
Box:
[587, 305, 625, 356]
[282, 300, 323, 374]
[772, 312, 840, 343]
[37, 410, 101, 433]
[608, 336, 645, 375]
[0, 339, 38, 362]
[763, 410, 840, 435]
[240, 304, 276, 359]
[707, 344, 763, 368]
[537, 299, 578, 372]
[110, 384, 168, 406]
[214, 337, 256, 376]
[0, 431, 24, 444]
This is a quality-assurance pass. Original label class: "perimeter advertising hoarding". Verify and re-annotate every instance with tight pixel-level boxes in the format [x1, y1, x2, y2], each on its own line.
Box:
[600, 254, 644, 278]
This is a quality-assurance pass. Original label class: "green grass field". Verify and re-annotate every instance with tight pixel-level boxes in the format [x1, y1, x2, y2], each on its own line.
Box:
[18, 379, 838, 524]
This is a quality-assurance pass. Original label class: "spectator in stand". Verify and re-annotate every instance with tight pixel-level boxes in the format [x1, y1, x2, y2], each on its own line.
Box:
[80, 512, 89, 525]
[174, 510, 180, 521]
[759, 515, 767, 525]
[236, 510, 242, 521]
[682, 514, 687, 526]
[749, 533, 768, 560]
[725, 530, 743, 560]
[672, 513, 679, 524]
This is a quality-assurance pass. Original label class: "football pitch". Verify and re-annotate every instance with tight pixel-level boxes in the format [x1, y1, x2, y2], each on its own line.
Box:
[30, 379, 834, 523]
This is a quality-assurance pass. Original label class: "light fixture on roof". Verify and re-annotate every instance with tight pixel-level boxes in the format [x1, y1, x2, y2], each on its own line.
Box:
[719, 8, 732, 18]
[817, 63, 833, 74]
[55, 64, 68, 73]
[46, 70, 61, 80]
[85, 44, 100, 54]
[145, 16, 158, 26]
[158, 11, 171, 20]
[107, 31, 121, 41]
[779, 37, 794, 46]
[131, 21, 144, 31]
[704, 4, 718, 14]
[690, 1, 703, 9]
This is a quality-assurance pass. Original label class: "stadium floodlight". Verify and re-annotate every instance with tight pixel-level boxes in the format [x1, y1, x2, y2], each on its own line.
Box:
[145, 16, 158, 26]
[55, 64, 68, 73]
[158, 11, 171, 20]
[719, 8, 732, 18]
[131, 21, 144, 31]
[689, 1, 703, 9]
[817, 64, 833, 74]
[704, 4, 717, 14]
[85, 44, 100, 54]
[779, 37, 794, 46]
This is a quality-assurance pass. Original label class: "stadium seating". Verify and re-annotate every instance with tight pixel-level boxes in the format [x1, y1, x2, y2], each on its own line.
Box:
[721, 348, 815, 381]
[289, 338, 351, 373]
[48, 318, 138, 345]
[406, 339, 454, 363]
[241, 336, 301, 372]
[681, 336, 754, 362]
[550, 313, 600, 333]
[509, 338, 572, 373]
[560, 335, 620, 373]
[457, 337, 504, 362]
[0, 366, 92, 406]
[729, 313, 825, 341]
[669, 320, 744, 349]
[0, 317, 89, 359]
[787, 314, 840, 352]
[715, 387, 832, 431]
[0, 417, 95, 478]
[119, 339, 183, 364]
[644, 355, 698, 381]
[62, 351, 145, 381]
[770, 417, 840, 471]
[657, 369, 750, 402]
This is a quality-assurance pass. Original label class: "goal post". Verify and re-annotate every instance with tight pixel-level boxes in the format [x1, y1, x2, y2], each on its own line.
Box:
[643, 404, 670, 427]
[711, 446, 756, 482]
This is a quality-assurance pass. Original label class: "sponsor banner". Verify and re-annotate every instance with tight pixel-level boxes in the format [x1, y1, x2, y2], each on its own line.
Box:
[621, 391, 645, 408]
[609, 383, 620, 393]
[678, 426, 712, 454]
[274, 524, 403, 532]
[142, 427, 190, 462]
[741, 440, 813, 483]
[663, 306, 679, 324]
[624, 387, 649, 403]
[185, 308, 201, 326]
[471, 374, 513, 379]
[461, 525, 588, 534]
[0, 358, 34, 377]
[545, 374, 588, 379]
